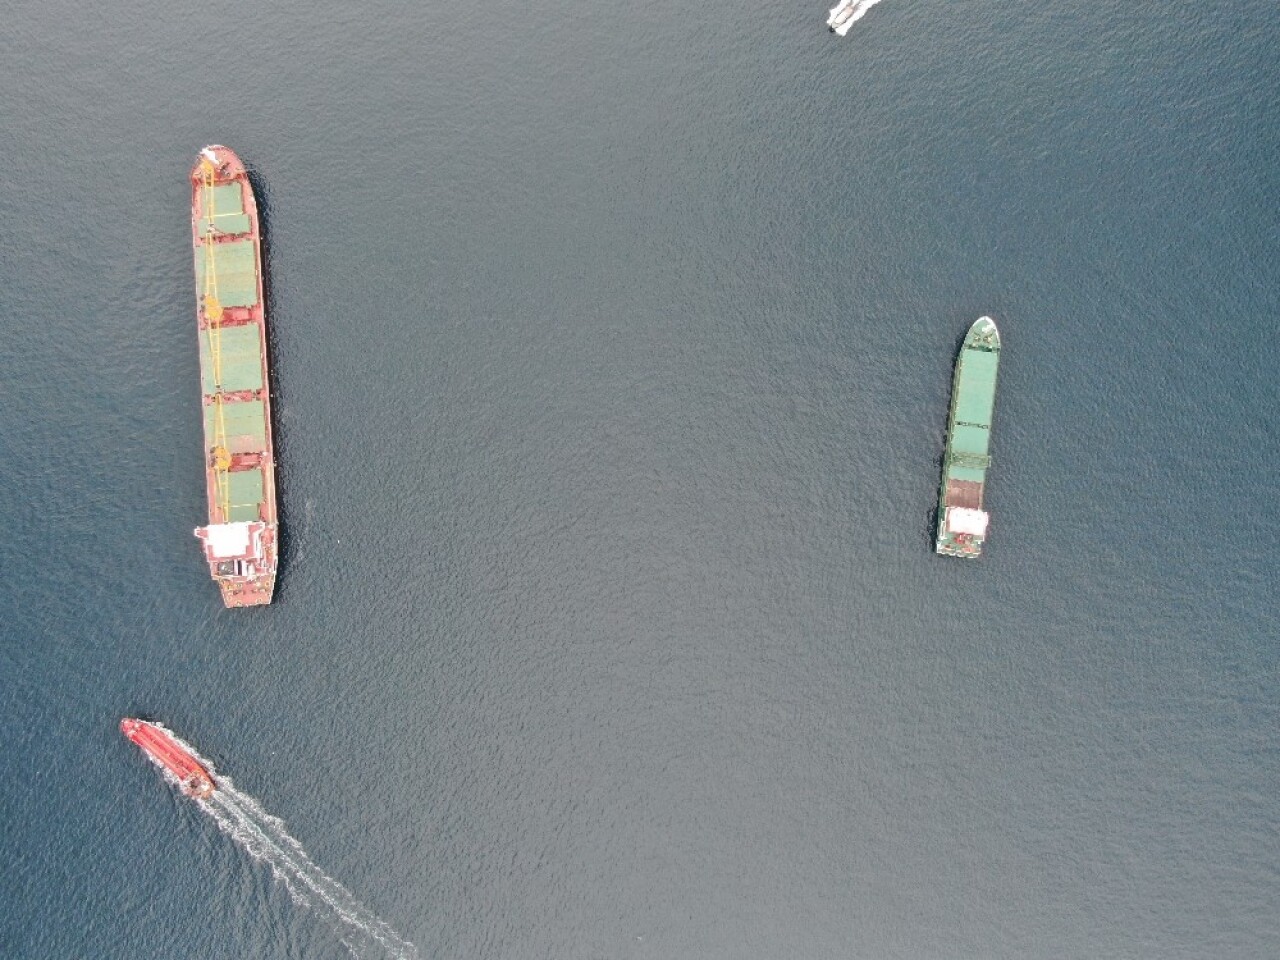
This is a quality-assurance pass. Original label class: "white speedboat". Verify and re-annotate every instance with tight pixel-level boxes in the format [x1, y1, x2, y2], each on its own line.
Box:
[829, 0, 884, 35]
[827, 0, 857, 36]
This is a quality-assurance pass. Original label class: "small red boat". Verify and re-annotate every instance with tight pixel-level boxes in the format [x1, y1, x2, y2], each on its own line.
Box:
[120, 718, 216, 798]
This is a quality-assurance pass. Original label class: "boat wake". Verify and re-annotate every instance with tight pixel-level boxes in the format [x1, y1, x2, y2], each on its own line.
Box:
[148, 730, 418, 960]
[827, 0, 885, 36]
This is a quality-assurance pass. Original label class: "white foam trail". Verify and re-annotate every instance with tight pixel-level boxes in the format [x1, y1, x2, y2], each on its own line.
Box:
[149, 728, 418, 960]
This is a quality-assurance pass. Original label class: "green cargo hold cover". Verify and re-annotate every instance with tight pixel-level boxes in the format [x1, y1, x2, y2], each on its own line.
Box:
[199, 323, 264, 394]
[206, 212, 251, 236]
[205, 399, 267, 454]
[946, 425, 991, 483]
[226, 467, 265, 522]
[199, 184, 251, 236]
[194, 239, 258, 308]
[949, 423, 990, 457]
[206, 184, 245, 215]
[947, 464, 986, 484]
[953, 349, 998, 426]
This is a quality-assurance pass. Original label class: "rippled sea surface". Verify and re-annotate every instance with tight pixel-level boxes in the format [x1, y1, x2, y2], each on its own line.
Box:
[2, 1, 1278, 957]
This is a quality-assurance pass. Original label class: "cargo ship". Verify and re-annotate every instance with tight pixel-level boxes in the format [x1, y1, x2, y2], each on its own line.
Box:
[120, 718, 216, 798]
[190, 146, 278, 607]
[936, 316, 1001, 558]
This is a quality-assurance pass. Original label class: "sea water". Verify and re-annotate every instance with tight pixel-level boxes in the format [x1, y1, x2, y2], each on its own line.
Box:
[2, 1, 1277, 957]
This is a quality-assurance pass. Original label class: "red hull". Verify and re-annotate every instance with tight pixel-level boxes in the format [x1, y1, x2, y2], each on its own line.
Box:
[120, 719, 216, 798]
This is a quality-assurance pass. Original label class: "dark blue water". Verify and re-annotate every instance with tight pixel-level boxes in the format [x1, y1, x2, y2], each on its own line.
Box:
[2, 1, 1278, 957]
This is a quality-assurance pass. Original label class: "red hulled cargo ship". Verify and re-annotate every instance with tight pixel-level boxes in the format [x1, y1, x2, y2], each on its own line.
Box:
[190, 146, 278, 607]
[120, 718, 216, 798]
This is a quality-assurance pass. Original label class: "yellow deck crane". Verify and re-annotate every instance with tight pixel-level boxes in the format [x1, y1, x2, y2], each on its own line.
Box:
[198, 158, 233, 522]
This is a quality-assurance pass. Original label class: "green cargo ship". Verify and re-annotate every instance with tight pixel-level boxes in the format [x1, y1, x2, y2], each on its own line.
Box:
[936, 316, 1000, 558]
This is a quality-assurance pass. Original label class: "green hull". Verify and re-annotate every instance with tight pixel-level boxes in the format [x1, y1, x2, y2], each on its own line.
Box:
[936, 317, 1000, 558]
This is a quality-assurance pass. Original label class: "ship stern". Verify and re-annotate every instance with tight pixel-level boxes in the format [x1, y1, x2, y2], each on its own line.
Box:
[220, 575, 276, 608]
